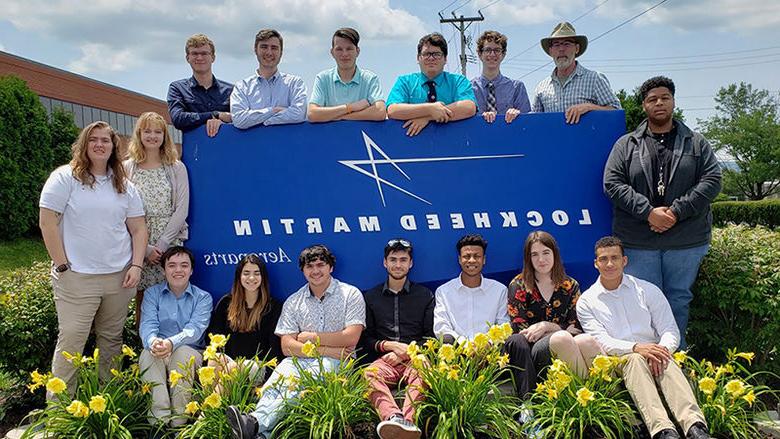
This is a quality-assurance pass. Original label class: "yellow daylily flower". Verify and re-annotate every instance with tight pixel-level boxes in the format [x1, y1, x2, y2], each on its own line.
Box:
[301, 341, 318, 358]
[725, 379, 746, 397]
[497, 353, 509, 368]
[546, 386, 559, 400]
[184, 401, 199, 415]
[254, 387, 264, 398]
[698, 377, 717, 395]
[673, 351, 687, 366]
[141, 383, 151, 395]
[209, 333, 228, 348]
[66, 400, 89, 418]
[439, 344, 456, 362]
[743, 390, 756, 406]
[424, 339, 437, 351]
[447, 368, 459, 380]
[535, 383, 547, 394]
[487, 325, 505, 343]
[46, 377, 67, 394]
[122, 345, 137, 359]
[500, 322, 513, 339]
[592, 355, 612, 373]
[734, 352, 755, 364]
[198, 367, 216, 386]
[169, 370, 184, 387]
[203, 345, 218, 361]
[110, 368, 121, 378]
[264, 357, 278, 368]
[406, 341, 420, 357]
[89, 395, 107, 413]
[473, 333, 489, 350]
[202, 392, 222, 409]
[576, 387, 595, 407]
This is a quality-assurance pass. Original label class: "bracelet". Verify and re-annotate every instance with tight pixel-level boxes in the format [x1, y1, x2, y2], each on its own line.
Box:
[130, 264, 143, 270]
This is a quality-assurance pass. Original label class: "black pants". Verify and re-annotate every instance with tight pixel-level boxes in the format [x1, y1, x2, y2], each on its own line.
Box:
[503, 332, 554, 398]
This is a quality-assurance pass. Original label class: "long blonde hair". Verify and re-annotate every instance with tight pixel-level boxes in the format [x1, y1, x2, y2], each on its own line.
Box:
[70, 121, 126, 193]
[127, 112, 178, 165]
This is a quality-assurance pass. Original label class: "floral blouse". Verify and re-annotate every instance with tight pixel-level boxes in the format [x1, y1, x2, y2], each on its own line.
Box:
[506, 273, 581, 333]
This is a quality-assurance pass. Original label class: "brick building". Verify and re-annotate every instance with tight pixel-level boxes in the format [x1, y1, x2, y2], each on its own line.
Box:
[0, 50, 181, 145]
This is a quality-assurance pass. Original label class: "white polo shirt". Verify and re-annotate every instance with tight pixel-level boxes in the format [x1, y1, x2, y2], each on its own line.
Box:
[433, 274, 510, 342]
[39, 165, 145, 274]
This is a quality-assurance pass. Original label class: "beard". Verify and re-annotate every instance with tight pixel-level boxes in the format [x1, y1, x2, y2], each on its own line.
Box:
[387, 271, 408, 281]
[554, 56, 574, 71]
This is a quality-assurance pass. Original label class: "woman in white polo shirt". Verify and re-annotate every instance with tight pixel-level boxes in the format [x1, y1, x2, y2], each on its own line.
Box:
[39, 121, 147, 396]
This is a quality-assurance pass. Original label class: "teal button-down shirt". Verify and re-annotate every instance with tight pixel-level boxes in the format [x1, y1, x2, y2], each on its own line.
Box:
[386, 71, 476, 107]
[310, 66, 384, 107]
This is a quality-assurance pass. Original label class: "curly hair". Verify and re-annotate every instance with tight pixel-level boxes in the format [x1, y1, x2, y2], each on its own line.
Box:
[639, 76, 675, 102]
[69, 121, 126, 193]
[477, 30, 507, 53]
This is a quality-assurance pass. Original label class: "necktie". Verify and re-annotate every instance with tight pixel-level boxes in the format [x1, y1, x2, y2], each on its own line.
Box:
[424, 80, 437, 103]
[487, 82, 497, 112]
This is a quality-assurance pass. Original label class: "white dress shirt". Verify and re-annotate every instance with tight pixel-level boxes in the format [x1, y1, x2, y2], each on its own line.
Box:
[577, 274, 680, 356]
[433, 274, 510, 342]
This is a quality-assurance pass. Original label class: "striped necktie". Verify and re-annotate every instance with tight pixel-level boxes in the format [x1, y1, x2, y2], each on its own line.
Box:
[487, 82, 497, 112]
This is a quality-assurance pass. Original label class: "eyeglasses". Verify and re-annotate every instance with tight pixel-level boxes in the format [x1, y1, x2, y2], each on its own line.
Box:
[387, 239, 412, 248]
[550, 41, 576, 49]
[420, 51, 444, 60]
[480, 48, 504, 55]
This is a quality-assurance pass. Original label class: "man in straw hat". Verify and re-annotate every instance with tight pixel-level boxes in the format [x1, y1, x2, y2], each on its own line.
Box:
[531, 22, 620, 124]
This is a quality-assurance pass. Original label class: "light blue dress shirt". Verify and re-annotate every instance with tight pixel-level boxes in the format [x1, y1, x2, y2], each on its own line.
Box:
[386, 71, 476, 107]
[139, 281, 213, 350]
[310, 66, 384, 107]
[230, 70, 307, 129]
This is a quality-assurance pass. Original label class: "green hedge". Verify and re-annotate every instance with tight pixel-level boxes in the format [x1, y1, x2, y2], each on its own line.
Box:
[689, 224, 780, 386]
[0, 262, 140, 378]
[0, 76, 78, 240]
[712, 199, 780, 228]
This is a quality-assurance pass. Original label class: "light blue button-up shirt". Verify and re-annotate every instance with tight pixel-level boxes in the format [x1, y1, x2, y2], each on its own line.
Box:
[470, 73, 531, 114]
[310, 66, 384, 107]
[230, 70, 307, 129]
[139, 281, 213, 350]
[386, 71, 476, 107]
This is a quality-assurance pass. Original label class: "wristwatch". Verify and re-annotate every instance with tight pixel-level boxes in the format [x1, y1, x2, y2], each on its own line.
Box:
[55, 263, 69, 273]
[211, 110, 220, 119]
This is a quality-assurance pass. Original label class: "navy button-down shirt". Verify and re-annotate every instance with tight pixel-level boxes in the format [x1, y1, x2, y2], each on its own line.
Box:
[167, 75, 233, 131]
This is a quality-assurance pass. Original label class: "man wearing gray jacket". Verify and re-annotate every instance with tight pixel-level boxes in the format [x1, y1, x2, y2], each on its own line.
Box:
[602, 76, 721, 349]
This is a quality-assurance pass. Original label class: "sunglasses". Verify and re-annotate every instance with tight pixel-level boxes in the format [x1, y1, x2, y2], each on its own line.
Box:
[387, 239, 412, 248]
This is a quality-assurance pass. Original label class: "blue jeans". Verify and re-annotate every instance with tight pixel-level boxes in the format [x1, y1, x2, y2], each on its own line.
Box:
[251, 356, 340, 437]
[623, 244, 709, 350]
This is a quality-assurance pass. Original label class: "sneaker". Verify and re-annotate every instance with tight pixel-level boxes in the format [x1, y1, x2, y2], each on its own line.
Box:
[376, 414, 421, 439]
[686, 423, 712, 439]
[225, 405, 262, 439]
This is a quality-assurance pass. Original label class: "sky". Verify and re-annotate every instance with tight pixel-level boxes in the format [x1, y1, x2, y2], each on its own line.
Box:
[2, 0, 779, 130]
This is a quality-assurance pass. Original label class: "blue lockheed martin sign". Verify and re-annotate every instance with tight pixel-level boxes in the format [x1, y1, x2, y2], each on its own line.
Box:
[183, 111, 625, 300]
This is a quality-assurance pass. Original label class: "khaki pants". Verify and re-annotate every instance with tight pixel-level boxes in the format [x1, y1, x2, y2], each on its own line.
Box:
[140, 346, 202, 426]
[49, 267, 134, 399]
[618, 353, 706, 436]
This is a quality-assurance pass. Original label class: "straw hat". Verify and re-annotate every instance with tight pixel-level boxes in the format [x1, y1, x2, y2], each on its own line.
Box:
[540, 22, 588, 57]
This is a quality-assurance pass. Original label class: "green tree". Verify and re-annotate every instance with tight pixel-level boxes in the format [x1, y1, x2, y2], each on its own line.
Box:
[0, 76, 80, 240]
[0, 76, 53, 240]
[700, 82, 780, 200]
[617, 87, 684, 133]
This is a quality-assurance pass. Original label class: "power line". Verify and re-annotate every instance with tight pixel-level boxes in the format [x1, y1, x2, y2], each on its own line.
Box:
[599, 58, 780, 74]
[503, 51, 780, 70]
[452, 0, 474, 14]
[479, 0, 504, 11]
[439, 0, 463, 15]
[502, 46, 780, 66]
[504, 0, 610, 63]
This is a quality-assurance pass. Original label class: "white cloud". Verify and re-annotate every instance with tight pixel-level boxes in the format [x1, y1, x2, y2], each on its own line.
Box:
[68, 43, 138, 74]
[4, 0, 425, 71]
[476, 0, 588, 26]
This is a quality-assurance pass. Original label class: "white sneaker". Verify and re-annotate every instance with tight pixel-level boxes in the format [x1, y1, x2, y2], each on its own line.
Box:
[376, 414, 421, 439]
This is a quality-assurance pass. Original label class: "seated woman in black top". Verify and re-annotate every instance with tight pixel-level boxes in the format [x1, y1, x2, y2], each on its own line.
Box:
[207, 254, 283, 383]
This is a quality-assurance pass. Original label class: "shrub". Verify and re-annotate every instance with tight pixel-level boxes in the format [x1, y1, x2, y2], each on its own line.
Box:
[712, 200, 780, 228]
[22, 347, 152, 439]
[676, 349, 778, 438]
[0, 76, 79, 240]
[526, 356, 635, 439]
[411, 324, 523, 439]
[689, 225, 780, 386]
[0, 261, 57, 375]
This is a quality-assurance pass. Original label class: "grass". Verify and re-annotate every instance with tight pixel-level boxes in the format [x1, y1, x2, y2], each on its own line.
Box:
[0, 237, 48, 274]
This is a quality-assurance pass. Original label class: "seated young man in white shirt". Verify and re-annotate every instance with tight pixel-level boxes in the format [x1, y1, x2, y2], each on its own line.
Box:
[433, 234, 509, 343]
[577, 236, 711, 439]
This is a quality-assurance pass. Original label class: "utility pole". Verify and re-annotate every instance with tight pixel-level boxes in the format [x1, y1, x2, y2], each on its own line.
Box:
[439, 11, 484, 75]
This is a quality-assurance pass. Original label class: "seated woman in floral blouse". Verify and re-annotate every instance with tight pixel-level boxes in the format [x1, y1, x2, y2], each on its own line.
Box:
[505, 230, 602, 398]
